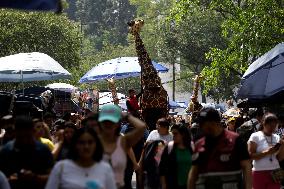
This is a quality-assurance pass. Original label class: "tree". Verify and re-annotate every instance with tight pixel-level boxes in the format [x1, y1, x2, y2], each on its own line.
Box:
[173, 0, 284, 101]
[0, 10, 82, 89]
[65, 0, 77, 20]
[0, 10, 81, 69]
[76, 0, 136, 49]
[166, 7, 227, 102]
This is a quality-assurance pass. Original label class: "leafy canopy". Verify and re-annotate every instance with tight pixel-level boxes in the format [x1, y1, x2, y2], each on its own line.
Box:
[172, 0, 284, 100]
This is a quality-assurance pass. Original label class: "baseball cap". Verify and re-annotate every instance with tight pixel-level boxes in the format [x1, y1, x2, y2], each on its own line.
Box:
[197, 107, 221, 124]
[98, 104, 122, 123]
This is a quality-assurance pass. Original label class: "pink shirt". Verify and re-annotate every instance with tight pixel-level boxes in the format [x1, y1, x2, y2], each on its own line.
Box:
[103, 136, 127, 187]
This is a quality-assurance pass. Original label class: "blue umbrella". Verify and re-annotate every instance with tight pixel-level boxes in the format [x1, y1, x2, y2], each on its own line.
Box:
[238, 43, 284, 99]
[0, 0, 60, 11]
[169, 100, 183, 109]
[79, 57, 168, 83]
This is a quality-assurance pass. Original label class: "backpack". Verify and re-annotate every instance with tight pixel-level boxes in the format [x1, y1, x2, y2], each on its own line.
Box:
[143, 140, 174, 188]
[236, 119, 258, 142]
[143, 140, 165, 171]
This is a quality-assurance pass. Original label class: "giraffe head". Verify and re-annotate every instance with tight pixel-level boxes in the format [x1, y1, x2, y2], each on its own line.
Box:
[127, 19, 144, 35]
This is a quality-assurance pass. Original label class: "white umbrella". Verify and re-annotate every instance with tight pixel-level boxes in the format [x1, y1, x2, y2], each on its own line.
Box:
[46, 83, 77, 93]
[0, 52, 71, 82]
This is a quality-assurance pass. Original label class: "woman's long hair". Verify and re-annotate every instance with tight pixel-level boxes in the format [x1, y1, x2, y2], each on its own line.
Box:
[68, 127, 104, 162]
[258, 113, 278, 131]
[171, 124, 193, 153]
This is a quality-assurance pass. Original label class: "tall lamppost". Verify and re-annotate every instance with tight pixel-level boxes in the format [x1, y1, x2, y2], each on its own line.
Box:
[170, 20, 176, 102]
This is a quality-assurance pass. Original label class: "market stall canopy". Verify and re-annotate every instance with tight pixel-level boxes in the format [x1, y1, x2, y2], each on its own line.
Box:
[238, 43, 284, 99]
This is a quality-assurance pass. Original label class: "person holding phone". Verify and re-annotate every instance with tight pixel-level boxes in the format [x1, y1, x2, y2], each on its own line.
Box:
[248, 113, 282, 189]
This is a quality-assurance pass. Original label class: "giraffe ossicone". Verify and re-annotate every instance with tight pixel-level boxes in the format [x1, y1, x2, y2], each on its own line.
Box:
[127, 19, 144, 35]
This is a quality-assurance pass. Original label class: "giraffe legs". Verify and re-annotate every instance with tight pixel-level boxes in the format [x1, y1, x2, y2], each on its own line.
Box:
[142, 108, 168, 131]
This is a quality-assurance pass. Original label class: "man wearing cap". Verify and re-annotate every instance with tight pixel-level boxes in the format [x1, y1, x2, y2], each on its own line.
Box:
[188, 107, 252, 189]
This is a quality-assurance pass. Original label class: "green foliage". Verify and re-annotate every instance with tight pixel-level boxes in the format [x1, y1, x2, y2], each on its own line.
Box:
[131, 0, 227, 101]
[0, 10, 82, 89]
[0, 10, 81, 69]
[65, 0, 77, 20]
[76, 0, 136, 49]
[172, 0, 284, 100]
[130, 0, 175, 59]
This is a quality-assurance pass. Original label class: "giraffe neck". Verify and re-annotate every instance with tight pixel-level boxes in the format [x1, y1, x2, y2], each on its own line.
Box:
[108, 80, 119, 105]
[134, 34, 161, 86]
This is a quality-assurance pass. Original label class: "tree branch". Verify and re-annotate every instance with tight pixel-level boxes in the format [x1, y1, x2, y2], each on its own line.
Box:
[226, 65, 243, 77]
[212, 7, 237, 17]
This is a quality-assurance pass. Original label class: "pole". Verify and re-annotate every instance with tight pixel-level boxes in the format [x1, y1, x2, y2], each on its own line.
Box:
[172, 60, 175, 101]
[21, 70, 24, 95]
[80, 20, 83, 56]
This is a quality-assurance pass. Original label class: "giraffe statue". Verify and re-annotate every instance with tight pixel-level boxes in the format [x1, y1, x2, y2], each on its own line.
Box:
[107, 78, 119, 105]
[185, 74, 203, 122]
[127, 19, 169, 130]
[186, 74, 203, 114]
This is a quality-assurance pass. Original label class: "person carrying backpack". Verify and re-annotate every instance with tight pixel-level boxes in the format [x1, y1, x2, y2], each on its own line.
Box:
[143, 139, 166, 189]
[138, 118, 173, 189]
[237, 108, 264, 143]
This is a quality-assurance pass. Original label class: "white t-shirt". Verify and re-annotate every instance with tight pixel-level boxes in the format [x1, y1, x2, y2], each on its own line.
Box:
[0, 171, 10, 189]
[146, 130, 173, 143]
[248, 131, 280, 171]
[45, 159, 116, 189]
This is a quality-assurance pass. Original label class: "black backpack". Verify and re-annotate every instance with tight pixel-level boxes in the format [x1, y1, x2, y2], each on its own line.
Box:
[236, 119, 258, 142]
[143, 140, 166, 188]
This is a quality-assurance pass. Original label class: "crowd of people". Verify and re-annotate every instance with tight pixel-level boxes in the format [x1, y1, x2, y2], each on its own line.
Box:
[0, 88, 284, 189]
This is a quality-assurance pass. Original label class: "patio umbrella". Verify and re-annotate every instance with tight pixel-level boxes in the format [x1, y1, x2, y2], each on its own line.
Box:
[0, 0, 61, 12]
[0, 52, 71, 82]
[169, 100, 181, 109]
[46, 83, 77, 93]
[237, 43, 284, 99]
[79, 57, 168, 83]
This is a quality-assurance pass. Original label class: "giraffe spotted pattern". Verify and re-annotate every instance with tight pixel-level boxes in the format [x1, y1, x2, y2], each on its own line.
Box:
[127, 20, 169, 119]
